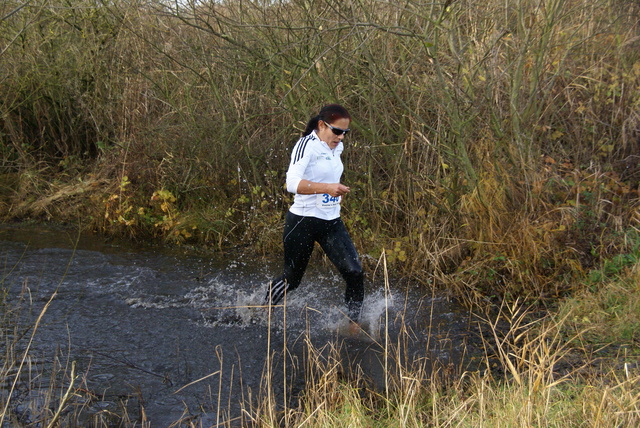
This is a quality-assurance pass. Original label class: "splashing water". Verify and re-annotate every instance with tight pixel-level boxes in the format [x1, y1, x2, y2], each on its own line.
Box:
[0, 224, 471, 425]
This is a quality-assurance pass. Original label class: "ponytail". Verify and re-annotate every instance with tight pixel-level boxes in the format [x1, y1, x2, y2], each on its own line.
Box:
[303, 115, 321, 137]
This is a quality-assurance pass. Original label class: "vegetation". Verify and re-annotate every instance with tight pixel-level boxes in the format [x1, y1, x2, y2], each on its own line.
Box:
[1, 0, 639, 426]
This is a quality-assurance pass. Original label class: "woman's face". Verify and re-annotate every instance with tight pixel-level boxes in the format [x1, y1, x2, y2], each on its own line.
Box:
[317, 117, 351, 150]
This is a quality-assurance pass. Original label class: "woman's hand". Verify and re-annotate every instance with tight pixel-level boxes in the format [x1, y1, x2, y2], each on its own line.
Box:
[325, 183, 350, 197]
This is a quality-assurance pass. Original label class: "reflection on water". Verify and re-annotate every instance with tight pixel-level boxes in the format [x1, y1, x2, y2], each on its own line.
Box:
[0, 224, 472, 426]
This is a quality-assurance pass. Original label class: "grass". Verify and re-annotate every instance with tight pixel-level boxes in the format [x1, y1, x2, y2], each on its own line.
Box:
[242, 265, 640, 427]
[1, 1, 637, 286]
[559, 245, 640, 349]
[253, 266, 640, 428]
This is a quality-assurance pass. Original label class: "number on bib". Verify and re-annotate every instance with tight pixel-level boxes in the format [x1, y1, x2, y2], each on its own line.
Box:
[317, 193, 341, 209]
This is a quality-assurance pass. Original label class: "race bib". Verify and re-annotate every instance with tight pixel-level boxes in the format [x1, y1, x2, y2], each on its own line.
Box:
[316, 193, 341, 209]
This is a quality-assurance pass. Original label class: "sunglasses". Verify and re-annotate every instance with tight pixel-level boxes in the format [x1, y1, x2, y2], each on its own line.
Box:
[323, 120, 350, 136]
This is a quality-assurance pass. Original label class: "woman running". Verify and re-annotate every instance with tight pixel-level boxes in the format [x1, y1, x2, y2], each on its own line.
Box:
[264, 104, 364, 323]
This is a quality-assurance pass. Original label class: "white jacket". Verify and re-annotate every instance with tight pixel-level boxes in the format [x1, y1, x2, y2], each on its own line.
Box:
[286, 130, 344, 220]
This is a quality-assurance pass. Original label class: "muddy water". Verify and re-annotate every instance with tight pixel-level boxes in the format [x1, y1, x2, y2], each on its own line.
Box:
[0, 224, 473, 426]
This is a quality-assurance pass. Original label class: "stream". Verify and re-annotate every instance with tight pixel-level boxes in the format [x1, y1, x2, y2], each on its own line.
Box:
[0, 223, 474, 426]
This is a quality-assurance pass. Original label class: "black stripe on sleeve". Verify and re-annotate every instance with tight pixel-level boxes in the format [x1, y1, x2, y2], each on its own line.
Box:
[293, 135, 312, 164]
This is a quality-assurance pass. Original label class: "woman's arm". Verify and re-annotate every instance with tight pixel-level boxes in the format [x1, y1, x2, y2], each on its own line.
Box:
[297, 179, 350, 197]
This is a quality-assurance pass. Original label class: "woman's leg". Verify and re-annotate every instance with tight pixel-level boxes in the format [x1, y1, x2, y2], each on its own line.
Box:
[317, 218, 364, 321]
[264, 212, 315, 305]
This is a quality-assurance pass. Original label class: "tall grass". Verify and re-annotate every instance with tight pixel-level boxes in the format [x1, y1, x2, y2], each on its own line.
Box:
[237, 256, 640, 427]
[1, 1, 639, 298]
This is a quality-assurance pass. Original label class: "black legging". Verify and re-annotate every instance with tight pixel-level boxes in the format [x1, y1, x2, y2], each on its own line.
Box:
[265, 211, 364, 321]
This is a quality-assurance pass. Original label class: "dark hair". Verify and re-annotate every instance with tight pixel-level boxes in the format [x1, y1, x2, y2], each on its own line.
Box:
[302, 104, 351, 136]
